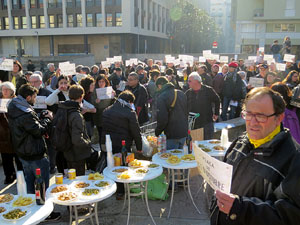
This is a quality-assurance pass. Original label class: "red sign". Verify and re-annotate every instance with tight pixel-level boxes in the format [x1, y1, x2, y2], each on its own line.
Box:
[212, 41, 218, 48]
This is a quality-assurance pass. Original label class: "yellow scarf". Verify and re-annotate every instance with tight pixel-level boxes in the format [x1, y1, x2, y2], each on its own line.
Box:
[248, 125, 281, 149]
[11, 76, 16, 86]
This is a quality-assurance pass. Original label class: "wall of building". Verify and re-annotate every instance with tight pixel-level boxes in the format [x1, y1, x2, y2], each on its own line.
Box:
[236, 0, 263, 21]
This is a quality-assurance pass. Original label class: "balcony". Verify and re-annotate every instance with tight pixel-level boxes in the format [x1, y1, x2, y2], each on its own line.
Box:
[253, 8, 264, 19]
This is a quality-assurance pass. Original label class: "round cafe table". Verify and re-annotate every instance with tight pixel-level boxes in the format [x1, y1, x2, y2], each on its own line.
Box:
[152, 151, 201, 219]
[103, 160, 163, 225]
[46, 175, 117, 225]
[0, 194, 54, 225]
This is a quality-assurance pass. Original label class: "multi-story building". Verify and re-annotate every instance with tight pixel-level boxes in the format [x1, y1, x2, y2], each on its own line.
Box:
[0, 0, 172, 62]
[231, 0, 300, 56]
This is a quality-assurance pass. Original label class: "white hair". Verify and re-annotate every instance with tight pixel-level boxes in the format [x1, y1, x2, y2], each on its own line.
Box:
[30, 73, 42, 81]
[47, 63, 54, 69]
[189, 72, 202, 83]
[0, 81, 16, 95]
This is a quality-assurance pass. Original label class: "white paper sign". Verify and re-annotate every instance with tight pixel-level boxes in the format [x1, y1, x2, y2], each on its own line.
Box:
[165, 56, 175, 64]
[263, 54, 274, 61]
[33, 96, 47, 109]
[0, 99, 10, 112]
[284, 54, 295, 63]
[248, 56, 257, 61]
[276, 63, 286, 71]
[160, 66, 166, 73]
[194, 143, 233, 194]
[220, 56, 229, 63]
[259, 47, 265, 53]
[96, 87, 113, 100]
[125, 60, 131, 67]
[154, 60, 163, 65]
[244, 60, 255, 67]
[113, 56, 122, 62]
[199, 56, 206, 63]
[129, 58, 138, 65]
[117, 80, 126, 91]
[59, 62, 76, 75]
[203, 50, 211, 57]
[249, 77, 264, 88]
[174, 59, 181, 66]
[106, 58, 115, 64]
[101, 61, 111, 68]
[0, 58, 14, 71]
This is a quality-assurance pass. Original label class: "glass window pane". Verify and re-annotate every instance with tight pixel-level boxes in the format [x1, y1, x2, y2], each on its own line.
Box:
[96, 13, 102, 27]
[116, 0, 121, 6]
[57, 0, 62, 7]
[30, 0, 36, 8]
[288, 24, 295, 32]
[281, 24, 288, 32]
[49, 15, 55, 28]
[106, 0, 113, 6]
[76, 14, 82, 27]
[68, 15, 73, 27]
[5, 17, 9, 30]
[67, 0, 72, 7]
[39, 15, 45, 28]
[76, 0, 81, 7]
[39, 0, 44, 8]
[31, 16, 37, 28]
[21, 0, 25, 9]
[58, 14, 63, 28]
[12, 0, 18, 9]
[95, 0, 101, 6]
[86, 0, 93, 7]
[3, 0, 8, 10]
[0, 19, 2, 30]
[22, 16, 27, 29]
[106, 13, 112, 27]
[14, 17, 19, 29]
[87, 14, 93, 27]
[274, 24, 281, 32]
[116, 13, 122, 27]
[49, 0, 55, 8]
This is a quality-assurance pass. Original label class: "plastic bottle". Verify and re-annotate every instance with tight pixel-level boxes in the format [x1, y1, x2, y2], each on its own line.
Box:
[161, 132, 167, 153]
[221, 128, 229, 148]
[183, 143, 188, 155]
[106, 135, 114, 169]
[16, 171, 27, 195]
[157, 135, 162, 153]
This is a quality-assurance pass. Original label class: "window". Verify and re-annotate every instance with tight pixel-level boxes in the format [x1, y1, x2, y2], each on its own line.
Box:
[49, 15, 55, 28]
[57, 0, 62, 7]
[30, 0, 36, 8]
[96, 13, 102, 27]
[49, 0, 62, 8]
[67, 0, 72, 7]
[87, 14, 93, 27]
[106, 0, 113, 6]
[4, 17, 9, 30]
[22, 16, 27, 29]
[68, 14, 73, 27]
[273, 23, 295, 32]
[57, 14, 63, 28]
[0, 19, 2, 30]
[86, 0, 93, 7]
[116, 0, 121, 5]
[134, 0, 138, 27]
[76, 14, 82, 27]
[13, 17, 19, 29]
[106, 13, 112, 27]
[2, 0, 8, 10]
[38, 0, 43, 8]
[76, 0, 81, 7]
[12, 0, 18, 9]
[31, 16, 37, 28]
[21, 0, 25, 8]
[116, 13, 122, 27]
[95, 0, 101, 6]
[39, 15, 45, 28]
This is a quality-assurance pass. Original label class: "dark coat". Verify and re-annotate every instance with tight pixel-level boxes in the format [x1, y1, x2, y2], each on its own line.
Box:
[200, 73, 213, 87]
[59, 101, 92, 162]
[126, 83, 149, 125]
[0, 112, 14, 154]
[7, 96, 50, 161]
[91, 91, 113, 127]
[155, 83, 188, 139]
[210, 130, 300, 225]
[101, 100, 142, 153]
[222, 71, 244, 101]
[185, 85, 220, 128]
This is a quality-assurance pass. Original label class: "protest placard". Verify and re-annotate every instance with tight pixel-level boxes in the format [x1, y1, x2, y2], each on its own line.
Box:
[165, 56, 175, 64]
[33, 96, 47, 109]
[220, 56, 229, 63]
[117, 81, 126, 92]
[0, 99, 10, 113]
[0, 58, 14, 71]
[284, 54, 295, 63]
[59, 62, 76, 75]
[96, 86, 114, 100]
[106, 58, 115, 64]
[249, 77, 264, 88]
[248, 56, 257, 61]
[263, 54, 273, 61]
[154, 60, 163, 65]
[276, 63, 286, 71]
[259, 47, 265, 53]
[129, 58, 138, 65]
[113, 56, 122, 62]
[125, 60, 131, 67]
[199, 56, 206, 63]
[194, 143, 233, 193]
[244, 60, 255, 67]
[202, 50, 211, 58]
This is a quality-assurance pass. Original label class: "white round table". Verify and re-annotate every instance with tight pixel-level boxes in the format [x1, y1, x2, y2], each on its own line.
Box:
[103, 160, 163, 225]
[46, 175, 117, 225]
[0, 194, 54, 225]
[152, 151, 201, 219]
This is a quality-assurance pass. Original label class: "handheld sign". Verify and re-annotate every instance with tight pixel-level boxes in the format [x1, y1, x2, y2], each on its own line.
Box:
[0, 99, 10, 113]
[220, 56, 229, 63]
[284, 54, 295, 63]
[194, 143, 233, 194]
[33, 96, 47, 109]
[96, 86, 114, 100]
[276, 63, 286, 71]
[249, 77, 264, 88]
[0, 58, 14, 71]
[59, 62, 76, 75]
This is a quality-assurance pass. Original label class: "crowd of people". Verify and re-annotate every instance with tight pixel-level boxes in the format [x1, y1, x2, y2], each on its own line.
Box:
[0, 46, 300, 223]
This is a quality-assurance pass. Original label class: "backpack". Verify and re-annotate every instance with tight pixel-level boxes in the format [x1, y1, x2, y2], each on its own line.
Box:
[50, 107, 75, 152]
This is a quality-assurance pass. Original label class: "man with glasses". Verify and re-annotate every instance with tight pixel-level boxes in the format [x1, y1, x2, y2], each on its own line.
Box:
[211, 87, 300, 225]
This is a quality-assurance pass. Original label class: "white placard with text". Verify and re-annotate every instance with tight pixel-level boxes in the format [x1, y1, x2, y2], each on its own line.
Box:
[0, 99, 10, 113]
[284, 54, 295, 63]
[33, 96, 47, 109]
[276, 63, 287, 71]
[249, 77, 264, 88]
[220, 56, 229, 63]
[59, 62, 76, 75]
[0, 58, 14, 71]
[96, 86, 114, 100]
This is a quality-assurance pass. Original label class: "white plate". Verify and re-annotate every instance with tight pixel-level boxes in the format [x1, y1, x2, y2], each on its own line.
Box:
[0, 204, 10, 215]
[147, 163, 160, 169]
[11, 194, 35, 208]
[71, 181, 93, 190]
[111, 166, 129, 174]
[79, 188, 101, 199]
[56, 191, 78, 203]
[159, 153, 173, 160]
[1, 208, 31, 222]
[0, 194, 14, 204]
[49, 184, 69, 195]
[134, 168, 149, 176]
[166, 160, 181, 166]
[182, 159, 196, 163]
[94, 179, 113, 189]
[168, 149, 183, 155]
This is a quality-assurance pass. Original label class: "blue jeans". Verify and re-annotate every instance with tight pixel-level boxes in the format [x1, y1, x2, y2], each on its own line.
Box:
[19, 157, 50, 194]
[167, 137, 186, 150]
[221, 97, 236, 121]
[273, 53, 281, 63]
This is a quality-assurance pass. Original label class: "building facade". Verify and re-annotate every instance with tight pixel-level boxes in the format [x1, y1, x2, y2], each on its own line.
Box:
[231, 0, 300, 56]
[0, 0, 172, 62]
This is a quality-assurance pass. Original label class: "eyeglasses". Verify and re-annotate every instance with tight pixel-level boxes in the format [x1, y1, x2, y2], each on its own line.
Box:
[241, 111, 277, 123]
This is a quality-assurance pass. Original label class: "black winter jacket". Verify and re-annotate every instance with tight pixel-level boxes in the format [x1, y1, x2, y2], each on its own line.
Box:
[222, 71, 244, 101]
[155, 83, 188, 139]
[7, 96, 50, 161]
[210, 129, 300, 225]
[101, 100, 142, 153]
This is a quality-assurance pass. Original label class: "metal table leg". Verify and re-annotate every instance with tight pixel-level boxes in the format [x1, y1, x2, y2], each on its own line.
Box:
[94, 202, 99, 225]
[69, 206, 73, 225]
[167, 169, 175, 219]
[126, 183, 131, 225]
[74, 205, 79, 225]
[187, 169, 201, 215]
[144, 181, 157, 225]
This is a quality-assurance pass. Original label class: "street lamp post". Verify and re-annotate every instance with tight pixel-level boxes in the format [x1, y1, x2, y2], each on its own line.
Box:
[35, 31, 40, 57]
